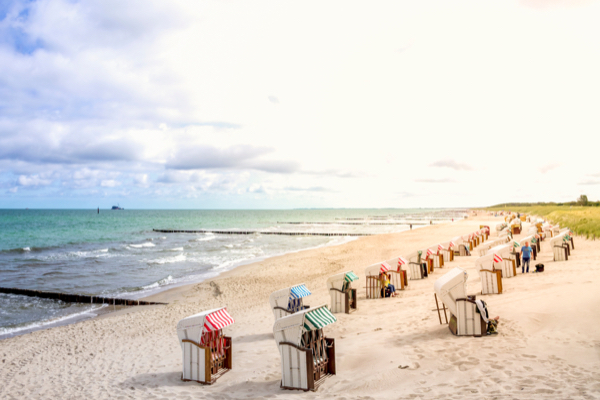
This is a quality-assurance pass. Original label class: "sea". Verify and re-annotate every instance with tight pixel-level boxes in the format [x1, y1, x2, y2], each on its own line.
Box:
[0, 208, 465, 339]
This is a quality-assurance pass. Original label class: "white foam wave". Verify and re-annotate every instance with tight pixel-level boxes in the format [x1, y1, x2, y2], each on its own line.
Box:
[0, 304, 107, 337]
[142, 275, 174, 290]
[148, 254, 186, 265]
[192, 235, 216, 242]
[168, 247, 184, 252]
[22, 247, 31, 252]
[129, 242, 156, 248]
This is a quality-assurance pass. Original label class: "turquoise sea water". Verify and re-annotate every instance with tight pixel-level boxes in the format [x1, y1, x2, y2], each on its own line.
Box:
[0, 208, 459, 337]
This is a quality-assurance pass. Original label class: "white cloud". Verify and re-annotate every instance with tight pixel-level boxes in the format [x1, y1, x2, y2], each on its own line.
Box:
[100, 179, 120, 187]
[1, 0, 600, 207]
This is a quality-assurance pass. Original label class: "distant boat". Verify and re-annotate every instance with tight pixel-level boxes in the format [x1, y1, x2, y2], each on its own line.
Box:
[111, 205, 124, 210]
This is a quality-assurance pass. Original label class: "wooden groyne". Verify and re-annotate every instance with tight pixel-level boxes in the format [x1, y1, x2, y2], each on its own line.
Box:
[153, 229, 373, 236]
[0, 287, 167, 306]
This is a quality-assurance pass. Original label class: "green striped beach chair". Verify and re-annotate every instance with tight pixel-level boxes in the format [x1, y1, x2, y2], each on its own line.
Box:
[273, 305, 337, 391]
[326, 271, 359, 313]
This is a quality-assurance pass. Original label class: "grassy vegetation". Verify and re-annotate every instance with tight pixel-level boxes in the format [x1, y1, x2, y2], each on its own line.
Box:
[485, 205, 600, 239]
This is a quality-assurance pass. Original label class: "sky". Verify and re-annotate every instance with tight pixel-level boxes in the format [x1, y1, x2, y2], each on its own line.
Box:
[1, 0, 599, 209]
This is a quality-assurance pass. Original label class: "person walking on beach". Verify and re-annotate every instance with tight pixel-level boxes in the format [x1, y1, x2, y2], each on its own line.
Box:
[521, 241, 532, 273]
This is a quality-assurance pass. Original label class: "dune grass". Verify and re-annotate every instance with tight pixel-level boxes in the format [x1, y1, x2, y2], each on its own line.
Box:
[485, 205, 600, 239]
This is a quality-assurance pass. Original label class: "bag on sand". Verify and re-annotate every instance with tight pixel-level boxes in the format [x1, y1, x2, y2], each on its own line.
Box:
[535, 263, 544, 273]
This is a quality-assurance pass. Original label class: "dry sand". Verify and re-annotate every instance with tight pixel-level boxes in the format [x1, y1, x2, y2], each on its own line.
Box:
[1, 214, 600, 400]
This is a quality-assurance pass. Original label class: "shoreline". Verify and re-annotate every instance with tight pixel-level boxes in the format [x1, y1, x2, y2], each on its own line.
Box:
[0, 222, 430, 339]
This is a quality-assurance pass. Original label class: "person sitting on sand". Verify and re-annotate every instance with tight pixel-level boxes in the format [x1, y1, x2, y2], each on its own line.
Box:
[379, 272, 397, 298]
[475, 299, 500, 335]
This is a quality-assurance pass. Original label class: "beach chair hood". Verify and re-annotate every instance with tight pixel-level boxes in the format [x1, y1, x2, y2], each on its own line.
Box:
[270, 284, 311, 310]
[487, 244, 511, 258]
[273, 305, 337, 347]
[475, 253, 495, 272]
[327, 271, 359, 291]
[177, 307, 235, 345]
[433, 267, 467, 317]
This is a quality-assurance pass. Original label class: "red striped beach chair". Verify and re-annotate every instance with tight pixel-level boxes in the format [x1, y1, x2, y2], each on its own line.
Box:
[177, 307, 234, 384]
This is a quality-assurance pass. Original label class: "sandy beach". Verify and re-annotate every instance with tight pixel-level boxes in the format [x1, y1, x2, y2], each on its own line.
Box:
[1, 214, 600, 400]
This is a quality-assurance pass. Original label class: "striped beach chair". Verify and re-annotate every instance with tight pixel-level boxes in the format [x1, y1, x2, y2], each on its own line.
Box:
[365, 259, 407, 298]
[177, 307, 235, 384]
[327, 271, 359, 313]
[486, 243, 517, 277]
[273, 305, 337, 391]
[475, 253, 503, 294]
[270, 284, 311, 322]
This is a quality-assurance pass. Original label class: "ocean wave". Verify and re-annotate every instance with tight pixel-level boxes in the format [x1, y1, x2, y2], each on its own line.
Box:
[168, 247, 184, 252]
[0, 304, 107, 337]
[191, 234, 216, 242]
[148, 254, 186, 265]
[141, 275, 174, 290]
[128, 242, 156, 249]
[22, 247, 31, 252]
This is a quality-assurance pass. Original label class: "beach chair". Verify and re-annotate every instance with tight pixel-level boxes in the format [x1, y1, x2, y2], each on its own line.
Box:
[550, 232, 570, 261]
[487, 244, 517, 278]
[559, 228, 575, 250]
[426, 245, 445, 268]
[365, 261, 406, 298]
[439, 241, 455, 262]
[177, 307, 234, 384]
[270, 284, 311, 321]
[542, 223, 553, 238]
[475, 253, 503, 294]
[480, 225, 490, 240]
[433, 267, 488, 337]
[454, 236, 472, 256]
[273, 305, 336, 391]
[327, 271, 359, 313]
[409, 250, 434, 275]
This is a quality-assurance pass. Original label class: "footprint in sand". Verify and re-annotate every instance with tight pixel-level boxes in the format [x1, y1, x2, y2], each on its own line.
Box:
[521, 354, 537, 358]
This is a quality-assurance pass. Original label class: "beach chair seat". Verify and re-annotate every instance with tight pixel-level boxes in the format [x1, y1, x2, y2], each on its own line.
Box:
[327, 271, 359, 313]
[177, 307, 234, 385]
[434, 268, 490, 337]
[270, 284, 311, 321]
[274, 305, 337, 391]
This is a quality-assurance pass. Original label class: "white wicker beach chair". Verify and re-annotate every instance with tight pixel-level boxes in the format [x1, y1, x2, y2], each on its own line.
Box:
[550, 231, 571, 261]
[486, 244, 517, 278]
[475, 253, 503, 294]
[327, 271, 359, 313]
[433, 267, 488, 337]
[177, 307, 234, 384]
[426, 244, 445, 268]
[273, 305, 336, 391]
[269, 284, 311, 321]
[439, 241, 455, 263]
[406, 251, 429, 279]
